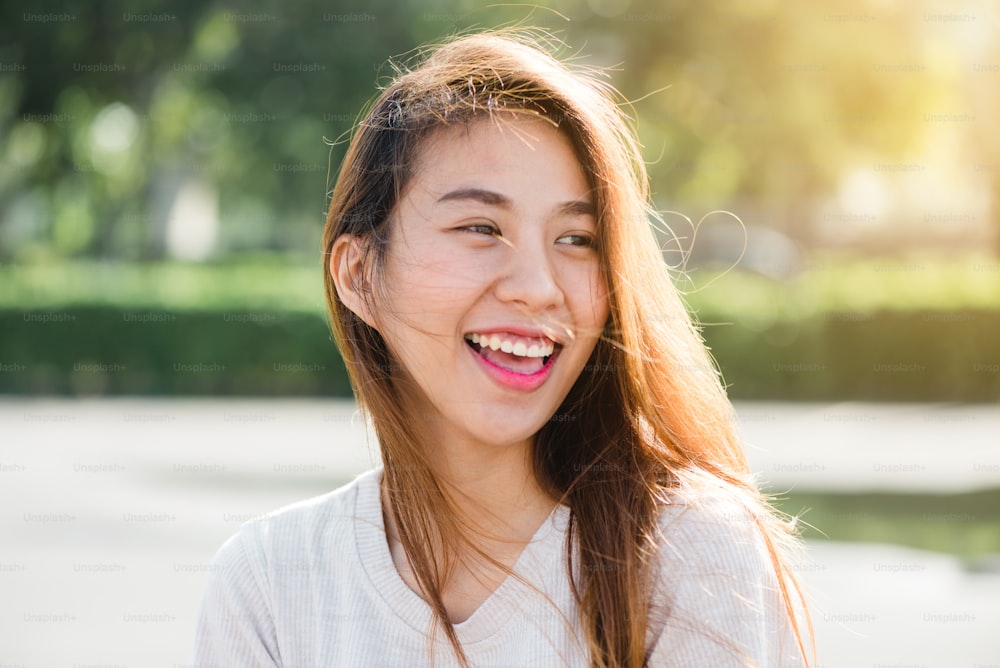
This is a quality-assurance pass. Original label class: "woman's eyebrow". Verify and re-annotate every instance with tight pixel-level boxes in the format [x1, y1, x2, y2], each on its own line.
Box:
[437, 187, 595, 217]
[557, 199, 596, 218]
[436, 187, 511, 208]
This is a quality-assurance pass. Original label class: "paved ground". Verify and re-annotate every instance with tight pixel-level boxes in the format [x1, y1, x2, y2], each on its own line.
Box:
[1, 398, 998, 666]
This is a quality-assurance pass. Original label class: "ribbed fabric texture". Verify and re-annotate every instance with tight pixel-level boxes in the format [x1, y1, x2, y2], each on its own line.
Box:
[193, 468, 804, 667]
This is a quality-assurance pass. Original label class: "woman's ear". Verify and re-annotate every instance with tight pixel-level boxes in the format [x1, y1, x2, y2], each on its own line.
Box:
[329, 234, 377, 329]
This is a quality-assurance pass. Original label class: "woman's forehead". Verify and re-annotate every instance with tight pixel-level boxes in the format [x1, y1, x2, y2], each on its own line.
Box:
[410, 116, 587, 191]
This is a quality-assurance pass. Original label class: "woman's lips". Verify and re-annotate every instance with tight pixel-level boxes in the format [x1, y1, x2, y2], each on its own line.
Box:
[465, 338, 559, 391]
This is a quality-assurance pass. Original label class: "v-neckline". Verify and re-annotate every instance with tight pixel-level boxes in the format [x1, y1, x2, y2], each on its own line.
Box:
[353, 468, 568, 645]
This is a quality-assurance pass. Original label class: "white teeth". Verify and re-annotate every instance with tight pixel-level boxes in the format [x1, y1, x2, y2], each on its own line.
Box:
[466, 333, 555, 358]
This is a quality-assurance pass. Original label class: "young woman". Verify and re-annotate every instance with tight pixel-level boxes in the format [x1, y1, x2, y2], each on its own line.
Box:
[195, 31, 812, 667]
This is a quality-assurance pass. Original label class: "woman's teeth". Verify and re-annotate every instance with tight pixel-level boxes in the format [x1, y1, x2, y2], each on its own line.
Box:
[466, 333, 555, 358]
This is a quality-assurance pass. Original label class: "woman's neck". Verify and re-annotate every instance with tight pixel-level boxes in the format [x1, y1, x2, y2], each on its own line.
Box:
[380, 428, 558, 545]
[432, 434, 557, 539]
[379, 436, 560, 623]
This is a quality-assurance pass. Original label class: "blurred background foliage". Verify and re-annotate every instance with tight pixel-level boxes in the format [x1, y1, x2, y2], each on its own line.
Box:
[1, 0, 999, 400]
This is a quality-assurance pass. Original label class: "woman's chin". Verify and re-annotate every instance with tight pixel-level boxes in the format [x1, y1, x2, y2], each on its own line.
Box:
[455, 414, 548, 450]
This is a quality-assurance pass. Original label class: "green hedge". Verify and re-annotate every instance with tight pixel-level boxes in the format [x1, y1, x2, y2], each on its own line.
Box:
[777, 488, 1000, 560]
[706, 310, 1000, 402]
[1, 307, 349, 396]
[2, 258, 999, 399]
[2, 306, 999, 400]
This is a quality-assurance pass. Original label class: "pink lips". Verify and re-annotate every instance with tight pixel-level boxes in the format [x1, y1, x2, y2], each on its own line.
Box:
[467, 339, 559, 392]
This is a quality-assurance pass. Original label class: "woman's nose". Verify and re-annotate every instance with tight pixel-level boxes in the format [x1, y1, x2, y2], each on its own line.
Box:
[492, 238, 565, 313]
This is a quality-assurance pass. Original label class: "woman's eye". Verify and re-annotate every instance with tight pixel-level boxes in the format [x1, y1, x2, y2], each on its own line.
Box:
[556, 234, 596, 248]
[463, 224, 501, 237]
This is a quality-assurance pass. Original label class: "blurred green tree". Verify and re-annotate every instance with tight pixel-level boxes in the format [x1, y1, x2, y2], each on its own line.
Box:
[1, 0, 995, 263]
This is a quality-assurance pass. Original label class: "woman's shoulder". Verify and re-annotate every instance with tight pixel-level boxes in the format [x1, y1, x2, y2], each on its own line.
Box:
[647, 475, 806, 666]
[654, 474, 775, 563]
[651, 476, 785, 600]
[248, 467, 378, 534]
[210, 467, 381, 574]
[194, 468, 385, 664]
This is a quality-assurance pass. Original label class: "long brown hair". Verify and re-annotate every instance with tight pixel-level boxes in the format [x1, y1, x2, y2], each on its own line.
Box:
[322, 29, 812, 667]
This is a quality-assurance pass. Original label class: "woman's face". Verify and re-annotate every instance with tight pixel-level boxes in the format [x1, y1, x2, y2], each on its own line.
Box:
[369, 116, 609, 450]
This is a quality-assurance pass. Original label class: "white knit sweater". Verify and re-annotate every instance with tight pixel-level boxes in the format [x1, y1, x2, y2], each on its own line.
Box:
[193, 468, 804, 667]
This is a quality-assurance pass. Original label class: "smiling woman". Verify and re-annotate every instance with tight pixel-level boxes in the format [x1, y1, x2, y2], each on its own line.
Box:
[194, 30, 812, 667]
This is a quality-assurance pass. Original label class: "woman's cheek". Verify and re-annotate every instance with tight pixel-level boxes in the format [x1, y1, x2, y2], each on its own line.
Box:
[429, 252, 498, 292]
